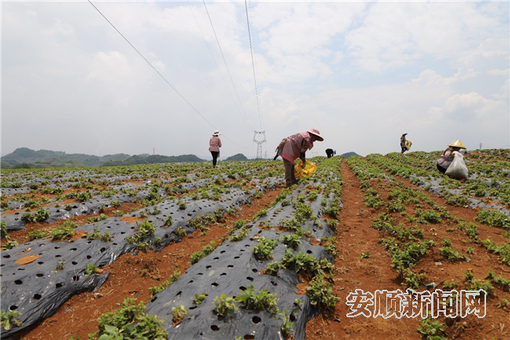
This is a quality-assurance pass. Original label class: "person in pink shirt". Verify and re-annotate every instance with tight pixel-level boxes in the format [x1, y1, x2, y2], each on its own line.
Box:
[277, 128, 324, 187]
[209, 130, 222, 168]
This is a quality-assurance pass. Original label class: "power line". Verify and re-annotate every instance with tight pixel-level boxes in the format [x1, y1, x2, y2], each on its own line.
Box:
[244, 0, 264, 131]
[87, 0, 250, 149]
[201, 0, 254, 131]
[88, 0, 214, 129]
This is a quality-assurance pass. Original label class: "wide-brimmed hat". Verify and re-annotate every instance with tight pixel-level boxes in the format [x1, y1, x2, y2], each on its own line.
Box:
[448, 140, 466, 149]
[308, 128, 324, 141]
[213, 130, 221, 136]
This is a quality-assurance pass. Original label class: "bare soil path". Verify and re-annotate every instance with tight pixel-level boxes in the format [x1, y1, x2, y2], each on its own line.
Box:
[305, 159, 421, 340]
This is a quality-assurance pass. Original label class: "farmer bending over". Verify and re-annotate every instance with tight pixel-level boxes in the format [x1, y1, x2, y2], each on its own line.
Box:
[276, 129, 324, 187]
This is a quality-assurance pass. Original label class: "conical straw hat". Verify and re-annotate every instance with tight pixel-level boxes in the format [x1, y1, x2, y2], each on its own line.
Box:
[448, 140, 466, 149]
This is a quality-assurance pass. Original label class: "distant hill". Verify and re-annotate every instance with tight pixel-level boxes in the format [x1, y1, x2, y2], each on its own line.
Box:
[225, 153, 248, 161]
[1, 147, 130, 168]
[0, 148, 205, 169]
[341, 152, 360, 158]
[101, 154, 204, 167]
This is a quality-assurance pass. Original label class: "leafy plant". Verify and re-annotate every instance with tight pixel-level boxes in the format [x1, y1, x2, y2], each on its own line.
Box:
[275, 308, 295, 338]
[21, 207, 50, 223]
[496, 298, 509, 311]
[50, 224, 74, 240]
[148, 270, 181, 296]
[446, 195, 468, 207]
[190, 241, 216, 264]
[88, 227, 112, 242]
[1, 221, 8, 239]
[280, 233, 302, 249]
[84, 264, 99, 275]
[88, 297, 167, 340]
[235, 284, 279, 313]
[230, 227, 248, 242]
[163, 215, 173, 227]
[321, 237, 337, 257]
[174, 226, 186, 237]
[253, 237, 279, 260]
[2, 240, 19, 250]
[171, 305, 188, 325]
[360, 252, 371, 259]
[178, 200, 187, 210]
[475, 209, 510, 228]
[213, 294, 238, 317]
[401, 268, 426, 289]
[1, 311, 22, 331]
[417, 316, 448, 340]
[55, 260, 65, 272]
[305, 274, 338, 310]
[193, 293, 206, 305]
[125, 219, 156, 248]
[439, 279, 457, 291]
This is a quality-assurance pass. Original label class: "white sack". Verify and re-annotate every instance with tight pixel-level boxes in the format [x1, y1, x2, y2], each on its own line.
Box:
[445, 151, 468, 179]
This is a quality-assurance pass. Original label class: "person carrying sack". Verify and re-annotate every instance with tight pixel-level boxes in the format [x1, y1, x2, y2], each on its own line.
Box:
[437, 140, 468, 179]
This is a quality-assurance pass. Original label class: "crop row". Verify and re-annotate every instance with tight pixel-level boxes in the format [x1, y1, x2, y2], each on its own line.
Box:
[347, 154, 510, 337]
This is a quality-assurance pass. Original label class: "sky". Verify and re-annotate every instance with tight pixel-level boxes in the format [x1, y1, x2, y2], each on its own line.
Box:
[2, 0, 509, 159]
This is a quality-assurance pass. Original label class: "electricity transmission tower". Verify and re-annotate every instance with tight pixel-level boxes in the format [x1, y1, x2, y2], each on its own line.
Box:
[253, 131, 266, 159]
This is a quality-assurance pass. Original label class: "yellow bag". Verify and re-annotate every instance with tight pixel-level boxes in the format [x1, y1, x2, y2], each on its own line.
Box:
[294, 161, 317, 179]
[406, 140, 412, 150]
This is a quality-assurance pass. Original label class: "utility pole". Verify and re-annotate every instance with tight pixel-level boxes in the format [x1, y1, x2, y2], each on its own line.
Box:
[253, 131, 266, 159]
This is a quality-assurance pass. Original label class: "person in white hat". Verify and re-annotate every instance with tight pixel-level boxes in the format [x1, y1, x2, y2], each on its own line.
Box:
[209, 130, 222, 168]
[277, 128, 324, 187]
[436, 140, 466, 174]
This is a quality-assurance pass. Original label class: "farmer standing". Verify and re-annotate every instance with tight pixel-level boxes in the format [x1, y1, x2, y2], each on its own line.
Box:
[209, 130, 222, 168]
[277, 129, 324, 187]
[400, 133, 408, 153]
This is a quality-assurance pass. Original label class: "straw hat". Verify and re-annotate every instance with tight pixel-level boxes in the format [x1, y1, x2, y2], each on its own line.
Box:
[213, 130, 221, 136]
[448, 140, 466, 149]
[308, 128, 324, 141]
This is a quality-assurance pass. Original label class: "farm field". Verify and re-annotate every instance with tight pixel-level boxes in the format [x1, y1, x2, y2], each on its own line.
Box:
[1, 150, 510, 340]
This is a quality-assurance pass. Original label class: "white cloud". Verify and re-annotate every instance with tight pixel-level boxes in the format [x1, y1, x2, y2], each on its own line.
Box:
[1, 1, 508, 158]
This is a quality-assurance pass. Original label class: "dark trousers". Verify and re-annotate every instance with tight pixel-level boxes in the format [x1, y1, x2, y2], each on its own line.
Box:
[283, 159, 297, 187]
[211, 151, 219, 167]
[437, 163, 447, 174]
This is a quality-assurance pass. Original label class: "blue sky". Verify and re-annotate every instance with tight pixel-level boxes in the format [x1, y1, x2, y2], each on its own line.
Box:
[2, 0, 509, 159]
